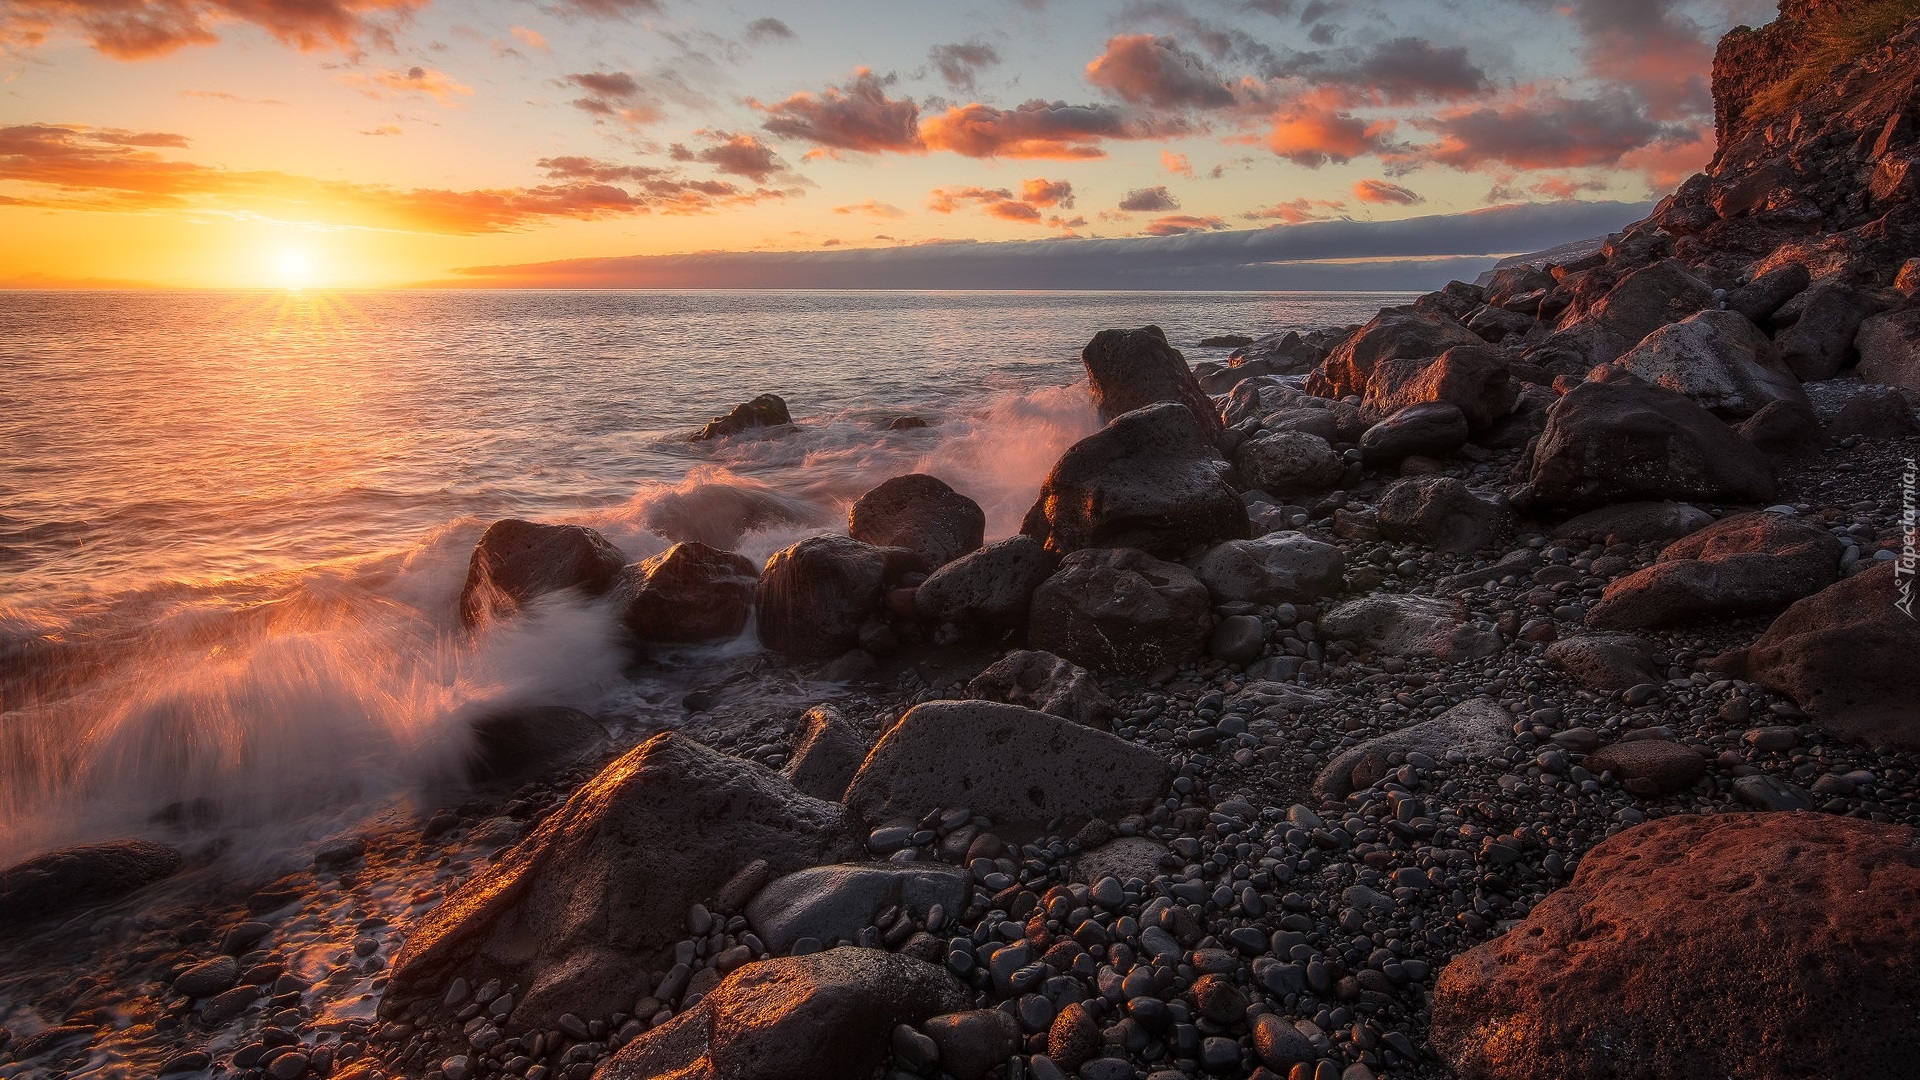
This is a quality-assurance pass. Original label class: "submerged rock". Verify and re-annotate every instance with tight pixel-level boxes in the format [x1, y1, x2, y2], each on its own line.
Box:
[458, 519, 626, 628]
[0, 839, 181, 924]
[615, 542, 758, 643]
[692, 393, 792, 440]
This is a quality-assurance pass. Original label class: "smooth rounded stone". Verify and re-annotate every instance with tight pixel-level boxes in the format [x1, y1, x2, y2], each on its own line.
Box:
[1742, 726, 1799, 752]
[755, 535, 902, 658]
[1431, 814, 1920, 1080]
[1018, 994, 1057, 1033]
[915, 536, 1056, 630]
[1192, 533, 1345, 604]
[266, 1052, 310, 1080]
[159, 1051, 213, 1075]
[1597, 310, 1808, 419]
[0, 838, 181, 924]
[1735, 399, 1827, 456]
[781, 704, 869, 802]
[1711, 564, 1920, 749]
[1361, 345, 1518, 431]
[1253, 1013, 1316, 1070]
[848, 474, 986, 571]
[745, 863, 969, 954]
[1078, 1058, 1138, 1080]
[388, 734, 861, 1030]
[597, 948, 967, 1080]
[466, 705, 609, 785]
[1544, 633, 1662, 691]
[1082, 325, 1224, 441]
[1856, 308, 1920, 394]
[1021, 402, 1250, 558]
[1359, 401, 1469, 464]
[1732, 774, 1817, 811]
[1189, 974, 1247, 1024]
[965, 650, 1118, 731]
[1316, 698, 1513, 800]
[842, 701, 1171, 838]
[692, 392, 791, 440]
[1525, 378, 1776, 509]
[1551, 502, 1714, 546]
[199, 985, 260, 1025]
[1828, 385, 1920, 442]
[1587, 740, 1706, 796]
[1586, 512, 1845, 631]
[458, 518, 627, 628]
[921, 1009, 1022, 1080]
[1030, 1056, 1071, 1080]
[613, 542, 759, 643]
[1320, 594, 1502, 662]
[1028, 548, 1211, 675]
[1305, 305, 1485, 399]
[1049, 1001, 1102, 1071]
[174, 955, 241, 998]
[1199, 1036, 1240, 1071]
[1237, 430, 1347, 497]
[1209, 615, 1266, 665]
[1375, 476, 1511, 554]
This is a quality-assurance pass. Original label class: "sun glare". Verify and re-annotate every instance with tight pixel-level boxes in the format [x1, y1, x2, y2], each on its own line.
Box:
[275, 248, 314, 290]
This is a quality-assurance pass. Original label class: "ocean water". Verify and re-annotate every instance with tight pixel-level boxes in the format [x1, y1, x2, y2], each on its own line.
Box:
[0, 288, 1408, 867]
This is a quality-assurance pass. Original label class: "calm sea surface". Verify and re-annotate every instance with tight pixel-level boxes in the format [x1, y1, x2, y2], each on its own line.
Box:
[0, 289, 1408, 863]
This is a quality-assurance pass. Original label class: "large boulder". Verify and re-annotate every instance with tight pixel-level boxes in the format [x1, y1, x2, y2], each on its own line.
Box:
[1543, 633, 1662, 690]
[0, 839, 181, 924]
[1711, 563, 1920, 749]
[1586, 738, 1707, 795]
[913, 535, 1055, 630]
[1775, 285, 1886, 381]
[1430, 813, 1920, 1080]
[387, 734, 860, 1029]
[965, 650, 1117, 730]
[1585, 512, 1844, 630]
[1314, 699, 1512, 800]
[745, 864, 969, 953]
[1526, 378, 1776, 509]
[1235, 431, 1347, 497]
[1857, 307, 1920, 391]
[693, 393, 792, 441]
[1599, 310, 1808, 419]
[1227, 330, 1325, 375]
[1358, 402, 1470, 464]
[1724, 263, 1810, 323]
[467, 706, 610, 784]
[781, 705, 870, 803]
[1375, 476, 1511, 554]
[1551, 502, 1715, 546]
[615, 542, 758, 643]
[1320, 594, 1502, 661]
[458, 519, 627, 628]
[595, 948, 967, 1080]
[1027, 548, 1212, 674]
[842, 701, 1170, 836]
[1191, 532, 1345, 604]
[847, 475, 985, 571]
[1020, 403, 1249, 557]
[755, 536, 899, 658]
[1081, 326, 1222, 441]
[1361, 346, 1518, 431]
[1828, 386, 1920, 440]
[1305, 306, 1485, 399]
[1529, 261, 1715, 372]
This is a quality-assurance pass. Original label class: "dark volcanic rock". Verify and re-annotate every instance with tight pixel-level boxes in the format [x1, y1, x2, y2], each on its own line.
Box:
[1305, 306, 1484, 399]
[847, 474, 985, 571]
[615, 542, 758, 643]
[745, 864, 969, 954]
[1361, 346, 1519, 431]
[1712, 562, 1920, 749]
[1544, 633, 1662, 690]
[914, 535, 1055, 630]
[1588, 739, 1707, 794]
[1724, 262, 1809, 323]
[1551, 501, 1714, 546]
[1775, 285, 1887, 380]
[1375, 475, 1512, 554]
[1027, 547, 1212, 675]
[1599, 310, 1807, 419]
[693, 393, 792, 441]
[1585, 511, 1844, 629]
[388, 734, 859, 1029]
[965, 649, 1117, 730]
[1358, 401, 1470, 464]
[595, 948, 966, 1080]
[923, 1010, 1023, 1080]
[1736, 399, 1828, 455]
[781, 704, 869, 802]
[467, 706, 609, 784]
[1191, 532, 1345, 604]
[1828, 385, 1920, 440]
[1021, 403, 1249, 558]
[1529, 261, 1715, 372]
[1235, 430, 1347, 497]
[1857, 307, 1920, 391]
[842, 700, 1170, 837]
[458, 519, 627, 628]
[755, 536, 898, 658]
[1431, 813, 1920, 1080]
[1081, 326, 1223, 441]
[1526, 378, 1775, 509]
[1315, 699, 1512, 800]
[1320, 594, 1502, 661]
[0, 839, 181, 924]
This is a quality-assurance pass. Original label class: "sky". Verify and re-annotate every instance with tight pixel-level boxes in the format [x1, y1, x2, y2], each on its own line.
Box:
[0, 0, 1776, 289]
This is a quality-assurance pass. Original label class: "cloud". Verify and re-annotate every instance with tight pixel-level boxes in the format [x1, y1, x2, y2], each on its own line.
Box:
[1487, 173, 1612, 202]
[1161, 150, 1194, 177]
[921, 99, 1180, 159]
[1393, 87, 1680, 173]
[1291, 37, 1490, 106]
[1085, 34, 1238, 110]
[510, 25, 549, 52]
[744, 17, 793, 42]
[360, 124, 402, 136]
[443, 199, 1656, 290]
[336, 66, 473, 107]
[929, 177, 1077, 227]
[0, 0, 422, 59]
[547, 0, 661, 18]
[1353, 178, 1422, 204]
[756, 68, 923, 156]
[1544, 0, 1715, 120]
[1021, 177, 1073, 208]
[1265, 97, 1394, 167]
[565, 70, 663, 126]
[1242, 196, 1345, 223]
[928, 41, 1000, 92]
[833, 199, 906, 218]
[1144, 213, 1226, 235]
[1118, 185, 1179, 212]
[179, 89, 286, 105]
[668, 130, 788, 184]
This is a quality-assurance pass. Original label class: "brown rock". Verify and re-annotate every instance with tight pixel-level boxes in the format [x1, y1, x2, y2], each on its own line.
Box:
[614, 542, 758, 643]
[847, 474, 985, 571]
[1585, 512, 1844, 629]
[459, 519, 627, 628]
[1526, 378, 1775, 510]
[1305, 306, 1484, 399]
[965, 650, 1117, 730]
[1361, 346, 1519, 431]
[1586, 739, 1705, 795]
[1082, 326, 1223, 441]
[920, 1010, 1022, 1080]
[1027, 548, 1212, 675]
[1856, 307, 1920, 392]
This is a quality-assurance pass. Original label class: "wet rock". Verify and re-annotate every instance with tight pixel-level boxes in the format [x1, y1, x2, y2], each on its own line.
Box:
[693, 393, 791, 441]
[1598, 310, 1808, 419]
[966, 650, 1118, 730]
[746, 864, 969, 953]
[174, 956, 241, 998]
[0, 839, 180, 924]
[1028, 548, 1212, 675]
[1236, 431, 1347, 498]
[458, 519, 627, 628]
[1544, 634, 1662, 690]
[389, 734, 859, 1029]
[1588, 740, 1706, 795]
[1021, 403, 1249, 558]
[614, 542, 759, 644]
[1431, 813, 1920, 1080]
[1315, 699, 1513, 800]
[782, 704, 870, 802]
[1227, 331, 1326, 376]
[1857, 307, 1920, 392]
[755, 535, 899, 658]
[1193, 532, 1345, 605]
[1551, 501, 1714, 546]
[1321, 594, 1502, 662]
[597, 948, 966, 1080]
[915, 535, 1056, 630]
[842, 700, 1170, 837]
[1775, 285, 1886, 381]
[1526, 378, 1775, 509]
[1361, 346, 1518, 431]
[1082, 326, 1223, 441]
[1305, 306, 1485, 399]
[921, 1009, 1023, 1080]
[1375, 476, 1512, 554]
[1586, 512, 1844, 630]
[1359, 402, 1469, 465]
[1253, 1013, 1316, 1071]
[467, 706, 609, 784]
[848, 474, 986, 571]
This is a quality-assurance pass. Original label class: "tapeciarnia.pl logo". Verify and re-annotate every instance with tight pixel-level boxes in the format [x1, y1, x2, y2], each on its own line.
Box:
[1899, 457, 1917, 620]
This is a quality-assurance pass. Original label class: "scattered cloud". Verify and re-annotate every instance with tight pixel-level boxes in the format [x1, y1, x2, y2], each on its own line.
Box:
[668, 130, 789, 184]
[1144, 213, 1226, 235]
[1161, 150, 1194, 177]
[833, 199, 906, 218]
[744, 17, 794, 42]
[928, 176, 1078, 227]
[179, 89, 286, 105]
[360, 124, 402, 136]
[337, 66, 473, 107]
[564, 70, 662, 127]
[546, 0, 661, 19]
[1265, 96, 1394, 167]
[1352, 178, 1422, 204]
[1118, 185, 1179, 212]
[0, 0, 422, 59]
[1242, 196, 1346, 223]
[1085, 34, 1238, 110]
[510, 25, 549, 52]
[1391, 87, 1680, 173]
[928, 41, 1000, 92]
[756, 68, 923, 156]
[921, 99, 1180, 159]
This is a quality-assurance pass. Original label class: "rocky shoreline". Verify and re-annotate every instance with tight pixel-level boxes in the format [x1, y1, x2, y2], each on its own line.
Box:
[5, 2, 1920, 1079]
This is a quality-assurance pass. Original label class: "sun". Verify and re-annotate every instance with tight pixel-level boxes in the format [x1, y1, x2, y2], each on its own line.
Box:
[275, 248, 314, 289]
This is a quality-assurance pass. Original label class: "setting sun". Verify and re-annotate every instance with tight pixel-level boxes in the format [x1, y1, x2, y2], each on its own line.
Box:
[274, 248, 313, 289]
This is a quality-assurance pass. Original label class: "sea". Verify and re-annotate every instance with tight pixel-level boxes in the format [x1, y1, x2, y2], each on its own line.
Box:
[0, 288, 1411, 870]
